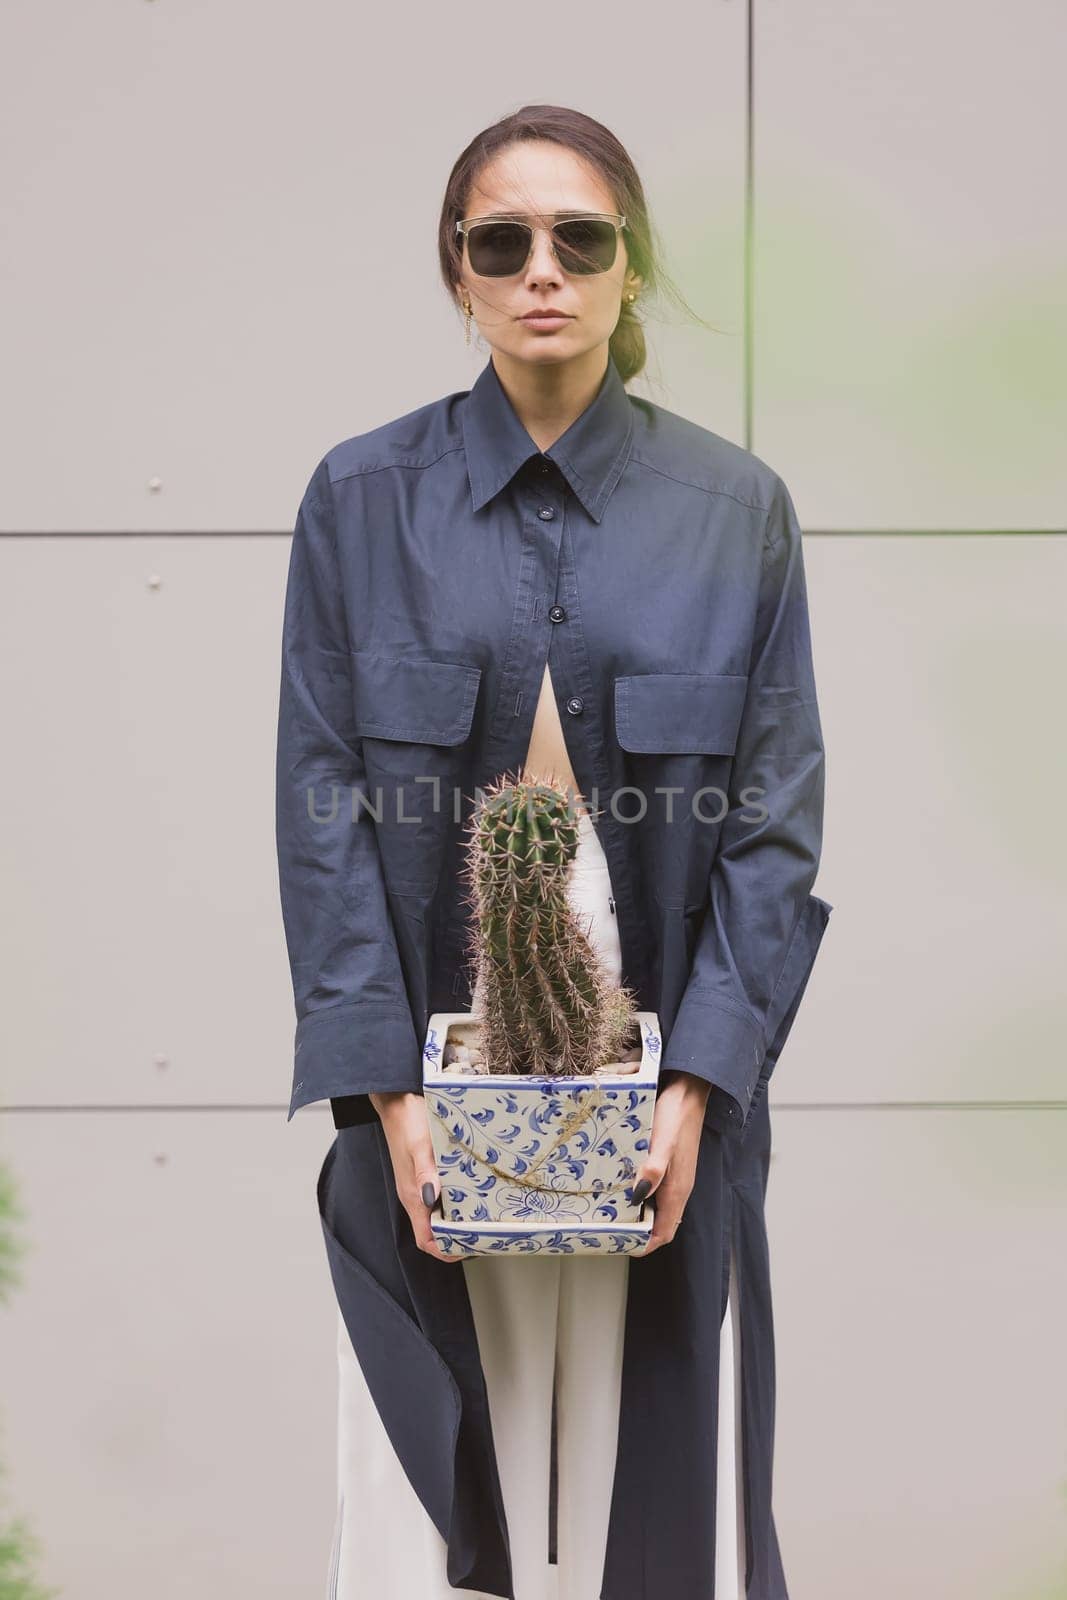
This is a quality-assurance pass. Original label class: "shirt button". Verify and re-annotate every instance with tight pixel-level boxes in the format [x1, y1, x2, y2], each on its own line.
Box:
[537, 506, 555, 520]
[549, 605, 566, 622]
[565, 696, 584, 715]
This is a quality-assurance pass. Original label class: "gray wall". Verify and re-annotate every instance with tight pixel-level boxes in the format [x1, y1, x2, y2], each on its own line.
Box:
[1, 1, 1064, 1596]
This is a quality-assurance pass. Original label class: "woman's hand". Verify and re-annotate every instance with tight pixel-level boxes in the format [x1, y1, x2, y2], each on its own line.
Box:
[632, 1070, 712, 1255]
[370, 1090, 463, 1265]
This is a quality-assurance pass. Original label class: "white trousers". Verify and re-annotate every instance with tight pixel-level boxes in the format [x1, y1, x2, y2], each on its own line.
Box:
[329, 809, 745, 1599]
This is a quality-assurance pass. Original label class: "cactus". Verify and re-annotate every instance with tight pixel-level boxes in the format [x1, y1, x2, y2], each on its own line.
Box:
[459, 770, 638, 1077]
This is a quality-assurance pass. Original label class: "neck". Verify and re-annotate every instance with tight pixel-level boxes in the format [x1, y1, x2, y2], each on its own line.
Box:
[489, 345, 610, 454]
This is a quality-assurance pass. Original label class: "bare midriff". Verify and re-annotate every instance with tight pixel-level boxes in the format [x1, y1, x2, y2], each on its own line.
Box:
[521, 661, 589, 821]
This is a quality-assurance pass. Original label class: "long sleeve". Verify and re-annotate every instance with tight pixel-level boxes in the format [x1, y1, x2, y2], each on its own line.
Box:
[275, 455, 422, 1124]
[659, 473, 832, 1139]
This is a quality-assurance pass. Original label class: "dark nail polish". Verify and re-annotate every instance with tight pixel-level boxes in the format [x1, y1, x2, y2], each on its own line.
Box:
[422, 1181, 437, 1208]
[632, 1178, 651, 1204]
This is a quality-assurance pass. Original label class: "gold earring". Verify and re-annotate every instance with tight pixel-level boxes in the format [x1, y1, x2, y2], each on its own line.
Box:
[462, 296, 473, 346]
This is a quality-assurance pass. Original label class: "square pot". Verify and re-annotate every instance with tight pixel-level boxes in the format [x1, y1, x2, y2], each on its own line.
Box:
[422, 1009, 662, 1257]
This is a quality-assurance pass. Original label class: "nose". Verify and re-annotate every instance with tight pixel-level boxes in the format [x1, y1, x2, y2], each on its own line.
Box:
[523, 224, 564, 288]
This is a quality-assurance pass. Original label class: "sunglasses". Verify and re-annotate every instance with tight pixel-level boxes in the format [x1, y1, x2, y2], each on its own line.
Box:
[455, 212, 627, 278]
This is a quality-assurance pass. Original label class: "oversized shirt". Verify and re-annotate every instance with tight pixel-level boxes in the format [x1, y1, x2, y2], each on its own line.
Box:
[275, 351, 833, 1600]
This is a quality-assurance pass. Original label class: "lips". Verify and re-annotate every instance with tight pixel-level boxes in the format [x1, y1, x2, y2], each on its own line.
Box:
[521, 311, 571, 321]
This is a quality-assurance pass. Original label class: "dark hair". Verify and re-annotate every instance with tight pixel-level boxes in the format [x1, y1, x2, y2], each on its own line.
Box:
[437, 104, 714, 386]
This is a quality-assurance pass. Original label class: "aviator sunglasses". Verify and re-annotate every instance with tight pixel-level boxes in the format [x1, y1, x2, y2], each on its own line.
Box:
[456, 212, 628, 278]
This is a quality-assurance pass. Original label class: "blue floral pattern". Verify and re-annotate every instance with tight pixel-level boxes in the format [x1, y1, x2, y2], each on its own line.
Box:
[424, 1012, 661, 1255]
[430, 1223, 651, 1256]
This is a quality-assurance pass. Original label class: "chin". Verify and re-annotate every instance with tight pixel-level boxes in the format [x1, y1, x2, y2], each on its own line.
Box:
[502, 335, 592, 367]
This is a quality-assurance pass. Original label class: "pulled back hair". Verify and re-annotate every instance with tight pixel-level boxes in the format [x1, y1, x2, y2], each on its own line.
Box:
[438, 104, 712, 386]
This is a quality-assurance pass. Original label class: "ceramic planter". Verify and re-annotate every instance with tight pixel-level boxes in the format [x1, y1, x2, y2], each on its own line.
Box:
[422, 1009, 662, 1256]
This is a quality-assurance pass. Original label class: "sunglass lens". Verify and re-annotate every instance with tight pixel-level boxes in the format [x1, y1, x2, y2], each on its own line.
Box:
[466, 222, 530, 277]
[554, 219, 619, 274]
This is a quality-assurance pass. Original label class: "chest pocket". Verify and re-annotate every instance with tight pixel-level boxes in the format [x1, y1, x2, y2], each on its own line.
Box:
[349, 651, 482, 897]
[613, 672, 748, 754]
[350, 651, 481, 745]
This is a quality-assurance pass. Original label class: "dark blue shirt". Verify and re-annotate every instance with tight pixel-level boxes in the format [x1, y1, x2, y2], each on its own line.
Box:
[274, 350, 833, 1600]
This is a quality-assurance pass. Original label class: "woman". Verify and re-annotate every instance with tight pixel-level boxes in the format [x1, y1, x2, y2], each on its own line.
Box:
[276, 105, 832, 1600]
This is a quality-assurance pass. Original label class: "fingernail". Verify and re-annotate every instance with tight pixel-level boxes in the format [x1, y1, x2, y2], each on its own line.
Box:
[632, 1178, 651, 1204]
[422, 1181, 437, 1208]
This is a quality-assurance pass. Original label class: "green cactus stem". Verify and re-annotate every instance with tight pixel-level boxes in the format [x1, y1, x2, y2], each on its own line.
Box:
[459, 772, 637, 1077]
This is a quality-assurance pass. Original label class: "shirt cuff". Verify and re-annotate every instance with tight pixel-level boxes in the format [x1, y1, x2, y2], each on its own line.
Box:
[658, 996, 764, 1138]
[287, 1001, 424, 1122]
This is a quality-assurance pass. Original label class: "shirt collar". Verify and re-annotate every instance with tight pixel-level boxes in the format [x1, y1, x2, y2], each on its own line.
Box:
[461, 352, 634, 525]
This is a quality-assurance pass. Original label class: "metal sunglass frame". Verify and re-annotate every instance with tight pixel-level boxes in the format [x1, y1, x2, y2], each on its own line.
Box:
[454, 212, 628, 276]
